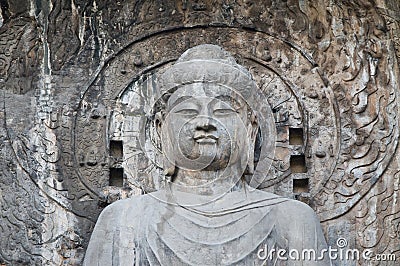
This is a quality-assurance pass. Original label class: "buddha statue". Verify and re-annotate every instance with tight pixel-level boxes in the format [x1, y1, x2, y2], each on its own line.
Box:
[84, 44, 331, 265]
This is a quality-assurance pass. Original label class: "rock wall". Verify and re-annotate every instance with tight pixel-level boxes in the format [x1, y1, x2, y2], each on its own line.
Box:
[0, 0, 400, 265]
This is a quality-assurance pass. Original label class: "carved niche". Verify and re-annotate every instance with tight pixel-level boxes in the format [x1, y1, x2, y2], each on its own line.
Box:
[1, 0, 400, 265]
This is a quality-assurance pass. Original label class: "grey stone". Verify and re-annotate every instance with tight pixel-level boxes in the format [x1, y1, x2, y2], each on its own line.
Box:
[84, 45, 331, 265]
[1, 1, 400, 265]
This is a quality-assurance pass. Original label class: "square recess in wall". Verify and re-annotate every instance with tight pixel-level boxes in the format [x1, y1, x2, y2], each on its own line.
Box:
[109, 168, 124, 187]
[110, 140, 123, 158]
[290, 155, 307, 173]
[289, 128, 304, 145]
[293, 178, 309, 193]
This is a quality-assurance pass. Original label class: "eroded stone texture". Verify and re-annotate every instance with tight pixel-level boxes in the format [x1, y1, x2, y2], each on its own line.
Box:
[83, 44, 331, 265]
[1, 0, 400, 265]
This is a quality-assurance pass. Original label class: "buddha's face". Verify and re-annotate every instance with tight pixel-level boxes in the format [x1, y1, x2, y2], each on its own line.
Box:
[160, 83, 256, 172]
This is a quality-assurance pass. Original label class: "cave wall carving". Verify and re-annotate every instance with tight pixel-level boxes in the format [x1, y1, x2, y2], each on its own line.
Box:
[1, 0, 400, 265]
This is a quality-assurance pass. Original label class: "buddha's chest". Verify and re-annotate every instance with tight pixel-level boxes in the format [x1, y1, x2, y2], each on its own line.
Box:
[133, 205, 288, 265]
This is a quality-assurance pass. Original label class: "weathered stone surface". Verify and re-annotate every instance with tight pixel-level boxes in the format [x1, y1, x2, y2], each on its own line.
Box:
[0, 0, 400, 265]
[84, 44, 331, 265]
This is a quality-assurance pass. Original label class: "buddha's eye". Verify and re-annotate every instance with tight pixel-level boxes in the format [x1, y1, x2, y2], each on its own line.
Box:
[213, 108, 236, 116]
[174, 109, 199, 116]
[172, 101, 200, 116]
[212, 100, 237, 116]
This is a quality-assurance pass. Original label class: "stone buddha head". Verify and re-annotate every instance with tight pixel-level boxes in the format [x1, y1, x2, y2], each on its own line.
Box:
[154, 45, 265, 192]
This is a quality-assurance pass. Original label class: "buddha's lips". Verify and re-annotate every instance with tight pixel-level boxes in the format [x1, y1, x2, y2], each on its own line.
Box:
[193, 134, 218, 144]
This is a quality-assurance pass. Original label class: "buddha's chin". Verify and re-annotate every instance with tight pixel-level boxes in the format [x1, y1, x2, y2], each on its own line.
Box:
[176, 156, 229, 172]
[197, 158, 231, 171]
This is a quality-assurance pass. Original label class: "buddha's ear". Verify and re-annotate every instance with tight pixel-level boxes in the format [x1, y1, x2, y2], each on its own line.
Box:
[249, 112, 259, 141]
[154, 111, 176, 178]
[245, 112, 259, 175]
[155, 111, 163, 138]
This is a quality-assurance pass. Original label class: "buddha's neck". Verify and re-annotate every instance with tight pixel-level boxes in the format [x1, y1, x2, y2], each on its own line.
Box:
[170, 166, 244, 196]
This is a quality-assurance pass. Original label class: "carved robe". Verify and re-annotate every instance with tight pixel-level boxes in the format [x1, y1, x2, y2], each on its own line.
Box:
[84, 185, 331, 265]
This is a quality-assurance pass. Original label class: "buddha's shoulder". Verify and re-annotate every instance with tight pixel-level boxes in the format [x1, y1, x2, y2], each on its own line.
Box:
[98, 193, 158, 220]
[278, 199, 317, 218]
[249, 189, 318, 221]
[271, 198, 322, 231]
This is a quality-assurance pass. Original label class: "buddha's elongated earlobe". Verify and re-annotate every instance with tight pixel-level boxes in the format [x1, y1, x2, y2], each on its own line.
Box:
[154, 112, 163, 138]
[159, 117, 177, 181]
[245, 143, 255, 175]
[163, 163, 176, 178]
[161, 148, 176, 183]
[245, 112, 258, 175]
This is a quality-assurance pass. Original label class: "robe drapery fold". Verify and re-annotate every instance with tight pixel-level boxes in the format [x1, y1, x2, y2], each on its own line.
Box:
[84, 186, 331, 266]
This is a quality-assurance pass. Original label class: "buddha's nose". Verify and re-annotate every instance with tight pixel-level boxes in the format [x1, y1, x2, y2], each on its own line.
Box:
[195, 116, 216, 132]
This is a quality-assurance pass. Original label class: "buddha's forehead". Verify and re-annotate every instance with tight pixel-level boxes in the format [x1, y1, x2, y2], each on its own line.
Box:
[167, 83, 244, 107]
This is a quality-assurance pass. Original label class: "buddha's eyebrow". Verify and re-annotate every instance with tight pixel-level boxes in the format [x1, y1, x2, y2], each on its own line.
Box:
[167, 96, 195, 110]
[213, 95, 243, 109]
